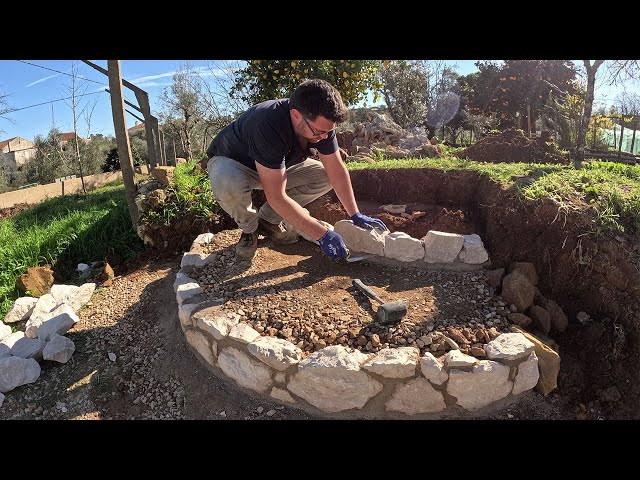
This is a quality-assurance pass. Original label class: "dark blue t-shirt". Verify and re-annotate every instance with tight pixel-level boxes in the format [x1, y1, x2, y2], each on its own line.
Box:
[206, 99, 338, 170]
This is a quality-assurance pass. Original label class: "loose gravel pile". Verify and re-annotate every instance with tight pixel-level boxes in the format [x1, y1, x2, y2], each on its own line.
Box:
[190, 230, 513, 359]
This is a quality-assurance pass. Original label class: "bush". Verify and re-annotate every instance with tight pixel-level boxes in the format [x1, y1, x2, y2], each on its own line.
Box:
[102, 147, 141, 172]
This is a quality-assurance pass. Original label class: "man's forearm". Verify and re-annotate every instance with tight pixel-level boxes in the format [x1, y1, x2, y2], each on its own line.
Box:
[323, 154, 358, 217]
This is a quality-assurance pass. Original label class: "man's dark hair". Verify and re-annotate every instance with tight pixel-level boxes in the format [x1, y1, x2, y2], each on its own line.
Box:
[289, 79, 350, 123]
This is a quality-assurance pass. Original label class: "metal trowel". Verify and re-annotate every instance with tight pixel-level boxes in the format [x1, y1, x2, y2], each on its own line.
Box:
[346, 253, 375, 263]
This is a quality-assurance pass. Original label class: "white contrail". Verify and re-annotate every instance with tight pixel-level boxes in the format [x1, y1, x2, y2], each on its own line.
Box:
[25, 73, 62, 87]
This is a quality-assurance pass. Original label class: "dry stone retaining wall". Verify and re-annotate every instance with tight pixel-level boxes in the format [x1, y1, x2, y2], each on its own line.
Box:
[176, 232, 544, 417]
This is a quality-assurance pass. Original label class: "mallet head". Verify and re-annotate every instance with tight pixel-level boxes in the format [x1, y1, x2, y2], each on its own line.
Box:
[377, 301, 408, 325]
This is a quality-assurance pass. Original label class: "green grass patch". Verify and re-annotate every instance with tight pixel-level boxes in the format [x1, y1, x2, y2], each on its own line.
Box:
[347, 156, 640, 235]
[142, 161, 220, 226]
[0, 182, 144, 318]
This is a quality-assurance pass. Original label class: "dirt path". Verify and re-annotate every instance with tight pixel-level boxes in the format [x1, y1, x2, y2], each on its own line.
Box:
[0, 255, 313, 420]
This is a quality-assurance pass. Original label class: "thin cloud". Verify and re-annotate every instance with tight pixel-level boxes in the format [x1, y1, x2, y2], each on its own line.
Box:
[130, 71, 176, 84]
[25, 73, 62, 87]
[132, 81, 173, 89]
[129, 65, 218, 87]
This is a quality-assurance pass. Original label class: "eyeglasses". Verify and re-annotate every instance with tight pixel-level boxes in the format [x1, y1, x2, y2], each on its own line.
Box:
[301, 114, 333, 136]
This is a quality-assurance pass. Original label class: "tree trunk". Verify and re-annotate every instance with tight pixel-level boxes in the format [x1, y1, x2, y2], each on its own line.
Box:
[69, 67, 86, 194]
[173, 139, 178, 164]
[618, 123, 625, 157]
[631, 121, 637, 154]
[73, 136, 86, 194]
[576, 60, 604, 166]
[427, 125, 436, 139]
[158, 129, 167, 166]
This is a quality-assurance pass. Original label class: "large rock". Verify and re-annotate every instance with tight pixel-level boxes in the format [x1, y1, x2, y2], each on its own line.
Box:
[193, 306, 239, 340]
[528, 305, 551, 334]
[15, 267, 54, 297]
[42, 334, 76, 363]
[386, 378, 446, 414]
[32, 304, 79, 341]
[3, 297, 38, 323]
[10, 335, 46, 360]
[50, 283, 96, 312]
[287, 346, 382, 413]
[546, 299, 569, 332]
[247, 336, 303, 371]
[384, 232, 424, 262]
[419, 352, 449, 385]
[362, 347, 419, 378]
[458, 234, 489, 264]
[0, 357, 41, 393]
[217, 347, 273, 393]
[447, 361, 512, 410]
[1, 323, 12, 341]
[507, 262, 538, 286]
[485, 332, 535, 361]
[185, 329, 217, 365]
[501, 271, 535, 312]
[150, 166, 175, 186]
[334, 220, 386, 256]
[422, 231, 464, 263]
[512, 352, 540, 395]
[509, 326, 560, 395]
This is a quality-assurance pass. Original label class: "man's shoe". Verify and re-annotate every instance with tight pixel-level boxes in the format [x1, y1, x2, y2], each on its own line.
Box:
[258, 218, 299, 244]
[235, 230, 258, 259]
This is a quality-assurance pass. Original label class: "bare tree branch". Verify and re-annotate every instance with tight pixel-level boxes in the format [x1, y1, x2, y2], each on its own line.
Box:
[607, 60, 640, 85]
[0, 89, 16, 133]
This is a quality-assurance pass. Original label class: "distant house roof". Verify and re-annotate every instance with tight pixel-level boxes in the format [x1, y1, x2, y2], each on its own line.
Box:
[59, 132, 80, 143]
[128, 122, 145, 134]
[0, 137, 17, 150]
[0, 136, 35, 152]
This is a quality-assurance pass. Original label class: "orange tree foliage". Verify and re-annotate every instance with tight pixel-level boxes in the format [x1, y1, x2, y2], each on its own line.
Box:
[230, 60, 383, 107]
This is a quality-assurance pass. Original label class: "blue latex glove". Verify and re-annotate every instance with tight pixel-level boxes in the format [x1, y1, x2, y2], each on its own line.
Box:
[351, 212, 388, 232]
[318, 229, 349, 260]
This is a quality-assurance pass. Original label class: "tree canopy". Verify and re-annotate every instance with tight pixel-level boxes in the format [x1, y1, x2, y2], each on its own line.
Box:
[230, 60, 382, 107]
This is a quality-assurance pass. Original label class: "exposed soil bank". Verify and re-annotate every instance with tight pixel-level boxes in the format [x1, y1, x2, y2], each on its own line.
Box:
[307, 168, 640, 417]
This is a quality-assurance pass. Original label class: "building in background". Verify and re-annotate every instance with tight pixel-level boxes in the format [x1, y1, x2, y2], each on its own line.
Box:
[0, 136, 36, 181]
[58, 132, 89, 147]
[127, 121, 146, 137]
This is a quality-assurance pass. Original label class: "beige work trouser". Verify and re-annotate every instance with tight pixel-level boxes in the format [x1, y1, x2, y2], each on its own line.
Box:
[207, 156, 333, 234]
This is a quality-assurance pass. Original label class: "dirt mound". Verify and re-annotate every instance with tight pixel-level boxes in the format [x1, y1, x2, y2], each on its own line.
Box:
[456, 129, 570, 164]
[0, 203, 32, 221]
[140, 211, 236, 255]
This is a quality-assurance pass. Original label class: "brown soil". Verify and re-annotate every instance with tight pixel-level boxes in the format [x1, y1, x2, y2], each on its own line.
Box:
[182, 167, 640, 418]
[190, 230, 506, 360]
[3, 167, 640, 420]
[455, 129, 570, 164]
[318, 168, 640, 418]
[0, 203, 32, 221]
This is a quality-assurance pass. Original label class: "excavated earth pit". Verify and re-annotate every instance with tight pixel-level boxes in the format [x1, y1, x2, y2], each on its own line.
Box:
[178, 168, 640, 419]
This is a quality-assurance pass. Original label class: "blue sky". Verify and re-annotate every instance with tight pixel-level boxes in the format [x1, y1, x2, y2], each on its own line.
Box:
[0, 60, 228, 141]
[0, 60, 631, 143]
